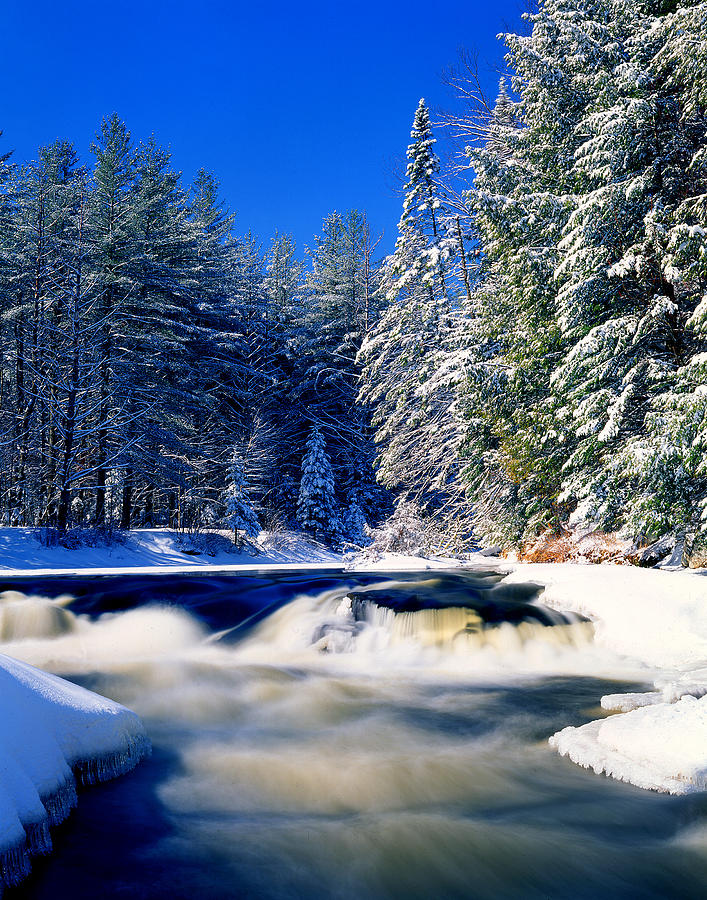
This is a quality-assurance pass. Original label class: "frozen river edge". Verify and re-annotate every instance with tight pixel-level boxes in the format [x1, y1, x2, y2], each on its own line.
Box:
[0, 654, 150, 893]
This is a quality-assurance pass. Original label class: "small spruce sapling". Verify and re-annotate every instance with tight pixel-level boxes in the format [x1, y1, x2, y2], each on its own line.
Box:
[224, 453, 260, 548]
[341, 496, 369, 546]
[296, 426, 341, 542]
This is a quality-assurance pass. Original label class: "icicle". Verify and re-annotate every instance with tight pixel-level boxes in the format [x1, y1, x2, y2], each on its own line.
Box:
[74, 733, 152, 788]
[0, 840, 32, 890]
[41, 778, 78, 827]
[0, 735, 151, 895]
[23, 819, 53, 858]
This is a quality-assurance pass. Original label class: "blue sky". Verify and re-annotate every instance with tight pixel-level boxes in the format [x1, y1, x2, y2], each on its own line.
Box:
[2, 0, 524, 255]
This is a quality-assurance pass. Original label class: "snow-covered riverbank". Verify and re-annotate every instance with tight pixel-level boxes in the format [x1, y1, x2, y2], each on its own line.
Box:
[0, 527, 340, 576]
[496, 561, 707, 795]
[0, 654, 149, 891]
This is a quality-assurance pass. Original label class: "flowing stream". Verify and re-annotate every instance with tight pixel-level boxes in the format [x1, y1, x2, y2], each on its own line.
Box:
[0, 567, 706, 899]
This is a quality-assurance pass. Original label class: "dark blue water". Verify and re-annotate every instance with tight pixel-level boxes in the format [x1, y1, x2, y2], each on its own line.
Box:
[0, 566, 542, 632]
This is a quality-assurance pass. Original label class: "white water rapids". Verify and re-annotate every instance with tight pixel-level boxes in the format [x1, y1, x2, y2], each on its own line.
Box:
[1, 574, 706, 899]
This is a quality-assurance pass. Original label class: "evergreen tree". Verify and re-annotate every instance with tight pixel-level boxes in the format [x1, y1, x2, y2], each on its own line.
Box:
[548, 0, 707, 538]
[626, 0, 707, 544]
[260, 210, 383, 524]
[263, 230, 303, 333]
[88, 114, 140, 526]
[452, 0, 707, 552]
[359, 99, 465, 519]
[296, 426, 341, 541]
[341, 495, 369, 545]
[124, 136, 201, 526]
[383, 98, 451, 308]
[296, 210, 377, 474]
[4, 141, 88, 525]
[224, 452, 260, 546]
[458, 0, 629, 546]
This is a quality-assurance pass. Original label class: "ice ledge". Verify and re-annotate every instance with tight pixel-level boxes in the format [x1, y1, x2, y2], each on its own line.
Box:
[550, 694, 707, 795]
[0, 653, 150, 891]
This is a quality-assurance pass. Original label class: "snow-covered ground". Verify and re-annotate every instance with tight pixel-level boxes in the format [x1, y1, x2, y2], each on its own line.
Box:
[0, 527, 341, 576]
[494, 561, 707, 795]
[0, 653, 149, 890]
[346, 551, 467, 571]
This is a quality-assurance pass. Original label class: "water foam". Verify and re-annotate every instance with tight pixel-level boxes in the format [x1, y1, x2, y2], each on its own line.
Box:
[0, 590, 76, 642]
[228, 584, 638, 682]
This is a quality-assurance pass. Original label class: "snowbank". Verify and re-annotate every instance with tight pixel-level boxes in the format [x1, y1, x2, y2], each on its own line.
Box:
[551, 695, 707, 794]
[500, 562, 707, 670]
[0, 653, 149, 890]
[492, 561, 707, 795]
[0, 527, 340, 575]
[347, 551, 466, 571]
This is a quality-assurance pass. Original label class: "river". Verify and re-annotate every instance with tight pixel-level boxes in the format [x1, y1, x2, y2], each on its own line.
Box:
[1, 567, 705, 899]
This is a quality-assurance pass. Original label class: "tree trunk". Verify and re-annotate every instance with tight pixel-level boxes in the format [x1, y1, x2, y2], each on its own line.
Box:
[121, 468, 133, 529]
[455, 216, 473, 306]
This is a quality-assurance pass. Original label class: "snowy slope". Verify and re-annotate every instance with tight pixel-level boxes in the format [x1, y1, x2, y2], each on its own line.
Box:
[495, 561, 707, 794]
[347, 551, 466, 571]
[0, 527, 340, 576]
[0, 653, 149, 891]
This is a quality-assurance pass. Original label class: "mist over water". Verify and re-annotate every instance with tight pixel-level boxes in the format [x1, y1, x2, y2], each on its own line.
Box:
[2, 570, 706, 899]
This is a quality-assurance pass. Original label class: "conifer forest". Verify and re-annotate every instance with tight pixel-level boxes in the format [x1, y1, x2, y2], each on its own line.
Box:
[3, 0, 707, 559]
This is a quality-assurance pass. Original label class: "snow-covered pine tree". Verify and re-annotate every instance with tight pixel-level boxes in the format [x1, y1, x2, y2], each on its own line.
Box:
[460, 0, 631, 548]
[378, 98, 451, 314]
[619, 0, 707, 543]
[236, 231, 305, 519]
[6, 141, 93, 527]
[224, 453, 260, 547]
[275, 210, 382, 520]
[124, 136, 206, 527]
[180, 168, 242, 523]
[296, 426, 341, 541]
[217, 230, 270, 435]
[263, 230, 304, 331]
[359, 99, 465, 518]
[549, 0, 707, 540]
[450, 77, 530, 546]
[47, 175, 105, 532]
[0, 134, 14, 523]
[341, 495, 369, 546]
[89, 114, 143, 527]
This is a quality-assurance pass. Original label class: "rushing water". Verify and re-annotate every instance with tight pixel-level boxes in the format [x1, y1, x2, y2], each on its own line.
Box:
[1, 568, 706, 900]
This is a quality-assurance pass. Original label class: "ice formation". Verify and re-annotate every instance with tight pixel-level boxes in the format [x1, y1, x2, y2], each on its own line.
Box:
[551, 695, 707, 794]
[0, 652, 149, 891]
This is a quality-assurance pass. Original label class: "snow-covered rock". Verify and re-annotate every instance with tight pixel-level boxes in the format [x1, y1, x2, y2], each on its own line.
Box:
[0, 653, 149, 890]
